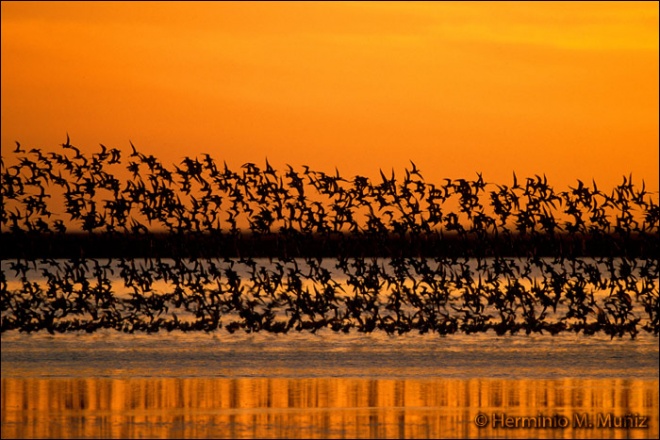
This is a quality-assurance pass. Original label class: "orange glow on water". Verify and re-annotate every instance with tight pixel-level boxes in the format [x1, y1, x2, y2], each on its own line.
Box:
[2, 377, 658, 439]
[1, 2, 657, 191]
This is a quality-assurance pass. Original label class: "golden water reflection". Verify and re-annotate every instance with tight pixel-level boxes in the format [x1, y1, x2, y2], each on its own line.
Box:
[2, 377, 657, 439]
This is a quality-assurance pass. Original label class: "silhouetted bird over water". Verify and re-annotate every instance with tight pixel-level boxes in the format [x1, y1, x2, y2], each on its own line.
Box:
[0, 137, 657, 337]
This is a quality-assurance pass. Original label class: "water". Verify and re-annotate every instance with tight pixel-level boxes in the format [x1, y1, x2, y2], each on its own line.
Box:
[1, 330, 658, 380]
[2, 331, 658, 439]
[1, 258, 658, 438]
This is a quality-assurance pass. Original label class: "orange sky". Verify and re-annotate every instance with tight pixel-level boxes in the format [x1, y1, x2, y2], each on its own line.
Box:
[2, 1, 658, 191]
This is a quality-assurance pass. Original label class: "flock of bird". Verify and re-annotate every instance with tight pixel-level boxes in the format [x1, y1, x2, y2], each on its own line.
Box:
[1, 138, 658, 337]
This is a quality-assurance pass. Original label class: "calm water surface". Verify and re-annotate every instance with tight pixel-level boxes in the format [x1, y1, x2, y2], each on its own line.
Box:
[1, 330, 658, 439]
[2, 258, 658, 438]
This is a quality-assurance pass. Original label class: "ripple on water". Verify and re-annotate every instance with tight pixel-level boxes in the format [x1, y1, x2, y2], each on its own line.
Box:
[1, 330, 657, 380]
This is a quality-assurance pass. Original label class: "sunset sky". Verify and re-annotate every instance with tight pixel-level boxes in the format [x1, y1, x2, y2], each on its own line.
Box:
[2, 1, 658, 191]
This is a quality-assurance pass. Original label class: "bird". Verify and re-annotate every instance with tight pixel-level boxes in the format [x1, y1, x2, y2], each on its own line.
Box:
[1, 140, 656, 338]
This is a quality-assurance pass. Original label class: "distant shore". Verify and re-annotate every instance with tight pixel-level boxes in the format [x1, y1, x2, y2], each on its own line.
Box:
[1, 230, 654, 259]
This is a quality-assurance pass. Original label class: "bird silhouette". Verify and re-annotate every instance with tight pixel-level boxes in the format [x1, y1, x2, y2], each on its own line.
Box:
[0, 138, 657, 337]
